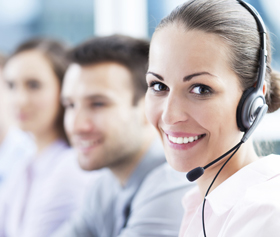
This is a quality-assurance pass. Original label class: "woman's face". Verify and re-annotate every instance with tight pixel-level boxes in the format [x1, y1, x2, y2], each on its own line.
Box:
[0, 68, 10, 132]
[3, 50, 61, 136]
[145, 25, 244, 172]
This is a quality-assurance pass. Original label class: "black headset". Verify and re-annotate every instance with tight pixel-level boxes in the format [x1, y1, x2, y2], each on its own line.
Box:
[185, 1, 269, 237]
[186, 0, 269, 183]
[236, 0, 268, 135]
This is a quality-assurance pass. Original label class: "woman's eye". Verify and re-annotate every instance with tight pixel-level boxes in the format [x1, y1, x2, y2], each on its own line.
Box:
[90, 102, 105, 108]
[5, 81, 15, 90]
[63, 103, 74, 109]
[27, 80, 41, 90]
[149, 81, 169, 92]
[190, 84, 212, 95]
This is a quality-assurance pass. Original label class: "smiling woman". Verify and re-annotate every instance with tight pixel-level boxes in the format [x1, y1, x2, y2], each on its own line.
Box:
[146, 29, 243, 172]
[0, 38, 97, 237]
[3, 39, 69, 145]
[145, 0, 280, 236]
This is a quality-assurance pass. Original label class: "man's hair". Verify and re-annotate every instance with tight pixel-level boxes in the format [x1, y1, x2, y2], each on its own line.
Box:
[69, 34, 150, 105]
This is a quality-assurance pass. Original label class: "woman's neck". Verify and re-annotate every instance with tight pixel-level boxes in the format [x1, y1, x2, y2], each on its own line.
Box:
[33, 129, 61, 155]
[196, 140, 259, 199]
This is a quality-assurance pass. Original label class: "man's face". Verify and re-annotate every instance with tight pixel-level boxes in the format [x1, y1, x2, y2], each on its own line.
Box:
[62, 62, 146, 171]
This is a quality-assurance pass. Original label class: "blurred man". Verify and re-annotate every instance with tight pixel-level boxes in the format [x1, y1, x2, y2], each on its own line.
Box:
[54, 35, 194, 237]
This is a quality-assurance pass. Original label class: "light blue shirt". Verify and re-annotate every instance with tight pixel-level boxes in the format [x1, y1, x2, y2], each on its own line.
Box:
[52, 140, 196, 237]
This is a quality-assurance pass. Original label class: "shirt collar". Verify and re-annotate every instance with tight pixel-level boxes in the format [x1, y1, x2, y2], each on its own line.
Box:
[0, 127, 35, 156]
[206, 155, 280, 215]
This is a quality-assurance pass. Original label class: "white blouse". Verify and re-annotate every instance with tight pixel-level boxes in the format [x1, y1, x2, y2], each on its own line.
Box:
[179, 154, 280, 237]
[0, 139, 100, 237]
[0, 127, 35, 192]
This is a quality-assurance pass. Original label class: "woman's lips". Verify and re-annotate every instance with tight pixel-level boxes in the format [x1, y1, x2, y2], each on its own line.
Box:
[164, 131, 205, 150]
[16, 113, 29, 121]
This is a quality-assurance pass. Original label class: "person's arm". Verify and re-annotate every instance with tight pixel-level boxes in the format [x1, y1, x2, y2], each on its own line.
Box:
[119, 163, 195, 237]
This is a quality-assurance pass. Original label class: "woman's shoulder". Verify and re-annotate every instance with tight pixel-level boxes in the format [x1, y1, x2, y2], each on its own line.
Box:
[247, 154, 280, 181]
[219, 155, 280, 236]
[244, 154, 280, 204]
[232, 154, 280, 211]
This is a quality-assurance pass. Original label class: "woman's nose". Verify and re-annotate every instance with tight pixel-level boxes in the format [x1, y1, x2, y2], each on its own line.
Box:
[161, 93, 189, 125]
[13, 88, 29, 107]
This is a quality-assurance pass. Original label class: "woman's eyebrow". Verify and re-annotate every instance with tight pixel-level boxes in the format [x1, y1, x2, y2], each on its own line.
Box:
[146, 72, 164, 81]
[183, 72, 216, 81]
[147, 71, 216, 82]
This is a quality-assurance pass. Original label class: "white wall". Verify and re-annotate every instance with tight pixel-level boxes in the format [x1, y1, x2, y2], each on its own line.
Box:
[93, 0, 148, 39]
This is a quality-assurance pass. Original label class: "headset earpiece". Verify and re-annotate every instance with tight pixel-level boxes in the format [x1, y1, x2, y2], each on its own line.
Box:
[236, 88, 266, 132]
[199, 2, 268, 236]
[236, 87, 255, 131]
[235, 1, 267, 134]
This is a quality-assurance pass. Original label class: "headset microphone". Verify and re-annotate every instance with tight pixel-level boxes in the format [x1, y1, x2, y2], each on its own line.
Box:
[186, 0, 268, 183]
[186, 142, 243, 182]
[186, 102, 267, 182]
[186, 1, 269, 236]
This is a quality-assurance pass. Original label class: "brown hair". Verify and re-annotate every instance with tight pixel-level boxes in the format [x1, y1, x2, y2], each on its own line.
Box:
[8, 38, 70, 143]
[68, 34, 150, 105]
[156, 0, 280, 113]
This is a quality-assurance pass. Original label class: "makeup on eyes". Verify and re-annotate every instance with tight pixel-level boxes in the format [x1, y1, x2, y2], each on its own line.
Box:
[148, 79, 215, 98]
[26, 80, 41, 90]
[146, 69, 222, 100]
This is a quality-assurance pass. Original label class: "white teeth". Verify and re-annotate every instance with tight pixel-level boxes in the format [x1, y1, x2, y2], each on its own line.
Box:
[168, 135, 201, 144]
[80, 140, 94, 148]
[177, 137, 183, 144]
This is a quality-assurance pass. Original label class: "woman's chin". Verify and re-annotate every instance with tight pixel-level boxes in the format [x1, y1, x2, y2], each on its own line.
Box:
[166, 155, 195, 173]
[16, 122, 34, 133]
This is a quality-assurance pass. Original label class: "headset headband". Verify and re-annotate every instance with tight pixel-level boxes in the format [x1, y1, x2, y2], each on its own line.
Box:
[237, 0, 267, 91]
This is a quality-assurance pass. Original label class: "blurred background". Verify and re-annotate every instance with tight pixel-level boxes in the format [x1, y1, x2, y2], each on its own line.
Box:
[0, 0, 279, 154]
